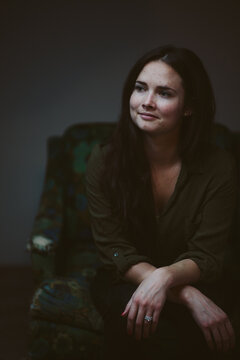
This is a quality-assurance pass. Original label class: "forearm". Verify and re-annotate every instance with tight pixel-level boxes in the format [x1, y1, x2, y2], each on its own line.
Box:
[124, 259, 201, 289]
[167, 284, 196, 306]
[164, 260, 201, 305]
[123, 262, 157, 284]
[166, 259, 201, 288]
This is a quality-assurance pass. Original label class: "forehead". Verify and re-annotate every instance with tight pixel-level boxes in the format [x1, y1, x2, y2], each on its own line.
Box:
[136, 60, 183, 89]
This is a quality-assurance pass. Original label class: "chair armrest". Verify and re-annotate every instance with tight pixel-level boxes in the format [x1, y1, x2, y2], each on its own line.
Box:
[30, 252, 56, 286]
[27, 136, 65, 281]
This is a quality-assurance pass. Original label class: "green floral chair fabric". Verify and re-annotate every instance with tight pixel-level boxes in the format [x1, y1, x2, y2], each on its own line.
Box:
[27, 122, 240, 360]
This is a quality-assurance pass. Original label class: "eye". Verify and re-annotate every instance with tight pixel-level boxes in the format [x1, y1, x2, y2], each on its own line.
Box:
[134, 83, 146, 92]
[158, 90, 172, 98]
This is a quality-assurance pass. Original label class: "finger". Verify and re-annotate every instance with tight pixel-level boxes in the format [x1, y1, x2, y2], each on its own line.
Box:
[151, 309, 161, 334]
[224, 320, 235, 350]
[122, 297, 133, 316]
[202, 327, 215, 351]
[134, 307, 146, 341]
[142, 313, 153, 339]
[218, 322, 230, 352]
[211, 326, 223, 352]
[127, 302, 138, 336]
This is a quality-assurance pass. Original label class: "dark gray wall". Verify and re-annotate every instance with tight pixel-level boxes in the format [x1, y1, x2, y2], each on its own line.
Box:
[1, 0, 240, 264]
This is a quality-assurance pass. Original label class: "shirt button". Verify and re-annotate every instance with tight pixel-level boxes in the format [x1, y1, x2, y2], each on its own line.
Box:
[113, 252, 119, 257]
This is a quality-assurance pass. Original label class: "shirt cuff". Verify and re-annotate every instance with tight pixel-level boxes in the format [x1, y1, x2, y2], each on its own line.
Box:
[110, 247, 153, 276]
[173, 251, 221, 283]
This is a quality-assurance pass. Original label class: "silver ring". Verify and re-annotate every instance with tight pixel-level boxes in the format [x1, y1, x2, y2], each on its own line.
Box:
[144, 315, 153, 322]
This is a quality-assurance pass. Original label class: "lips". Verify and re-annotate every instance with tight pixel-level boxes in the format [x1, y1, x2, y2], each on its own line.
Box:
[138, 112, 159, 119]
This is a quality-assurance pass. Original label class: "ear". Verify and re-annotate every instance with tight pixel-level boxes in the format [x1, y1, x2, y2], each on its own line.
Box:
[184, 109, 192, 117]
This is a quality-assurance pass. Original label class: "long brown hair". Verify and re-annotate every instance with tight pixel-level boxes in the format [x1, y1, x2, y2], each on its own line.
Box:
[101, 45, 215, 255]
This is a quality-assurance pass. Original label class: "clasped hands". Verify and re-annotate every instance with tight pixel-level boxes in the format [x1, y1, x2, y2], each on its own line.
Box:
[121, 267, 235, 353]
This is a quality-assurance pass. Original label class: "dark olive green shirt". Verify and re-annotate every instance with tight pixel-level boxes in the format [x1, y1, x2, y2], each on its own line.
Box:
[86, 143, 237, 285]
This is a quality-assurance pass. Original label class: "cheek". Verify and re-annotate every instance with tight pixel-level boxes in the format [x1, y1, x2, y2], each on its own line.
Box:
[129, 95, 137, 120]
[159, 100, 184, 117]
[129, 93, 141, 110]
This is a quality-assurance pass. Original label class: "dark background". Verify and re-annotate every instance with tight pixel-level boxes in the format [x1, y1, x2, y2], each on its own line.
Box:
[1, 0, 240, 265]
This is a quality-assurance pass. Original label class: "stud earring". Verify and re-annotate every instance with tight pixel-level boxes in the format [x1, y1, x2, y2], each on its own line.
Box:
[184, 110, 192, 117]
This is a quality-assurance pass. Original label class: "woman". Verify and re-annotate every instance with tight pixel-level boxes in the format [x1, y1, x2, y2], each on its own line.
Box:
[86, 45, 237, 359]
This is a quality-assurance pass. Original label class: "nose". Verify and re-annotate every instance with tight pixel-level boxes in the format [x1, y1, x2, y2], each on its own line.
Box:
[142, 91, 156, 110]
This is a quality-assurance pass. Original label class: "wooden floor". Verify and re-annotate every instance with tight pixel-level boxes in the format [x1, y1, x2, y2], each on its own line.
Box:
[0, 266, 35, 360]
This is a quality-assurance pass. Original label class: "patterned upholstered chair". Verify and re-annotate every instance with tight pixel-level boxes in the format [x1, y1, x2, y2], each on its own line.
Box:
[27, 122, 240, 360]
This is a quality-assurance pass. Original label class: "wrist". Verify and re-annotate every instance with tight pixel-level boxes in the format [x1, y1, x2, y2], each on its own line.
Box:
[179, 285, 200, 309]
[155, 266, 174, 290]
[124, 262, 156, 284]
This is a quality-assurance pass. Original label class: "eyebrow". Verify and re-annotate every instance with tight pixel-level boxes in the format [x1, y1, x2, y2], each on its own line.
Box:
[135, 80, 176, 93]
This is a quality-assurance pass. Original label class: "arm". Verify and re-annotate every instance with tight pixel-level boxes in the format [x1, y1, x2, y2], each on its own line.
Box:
[173, 152, 238, 284]
[124, 258, 200, 285]
[168, 285, 235, 352]
[86, 144, 153, 278]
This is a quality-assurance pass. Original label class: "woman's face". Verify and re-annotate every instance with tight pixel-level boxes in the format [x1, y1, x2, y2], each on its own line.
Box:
[129, 60, 186, 137]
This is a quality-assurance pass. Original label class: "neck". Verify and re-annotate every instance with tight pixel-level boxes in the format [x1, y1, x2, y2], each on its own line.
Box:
[144, 130, 181, 167]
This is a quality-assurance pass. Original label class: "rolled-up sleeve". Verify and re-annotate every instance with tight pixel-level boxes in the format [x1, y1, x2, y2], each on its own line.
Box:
[86, 144, 152, 276]
[174, 156, 238, 283]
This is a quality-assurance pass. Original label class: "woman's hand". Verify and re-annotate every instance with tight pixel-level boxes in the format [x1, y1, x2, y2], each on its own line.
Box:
[182, 286, 235, 352]
[121, 267, 171, 341]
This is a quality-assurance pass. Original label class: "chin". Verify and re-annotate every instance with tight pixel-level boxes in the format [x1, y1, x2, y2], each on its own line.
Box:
[134, 119, 162, 132]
